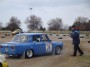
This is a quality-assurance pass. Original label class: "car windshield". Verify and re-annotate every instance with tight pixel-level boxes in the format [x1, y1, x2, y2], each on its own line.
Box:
[12, 35, 28, 42]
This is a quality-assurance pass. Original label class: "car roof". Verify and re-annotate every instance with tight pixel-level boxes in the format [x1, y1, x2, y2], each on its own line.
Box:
[17, 33, 46, 36]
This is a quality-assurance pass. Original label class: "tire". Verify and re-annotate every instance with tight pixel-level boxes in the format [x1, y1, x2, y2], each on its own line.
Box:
[55, 46, 61, 55]
[25, 49, 33, 58]
[0, 63, 2, 67]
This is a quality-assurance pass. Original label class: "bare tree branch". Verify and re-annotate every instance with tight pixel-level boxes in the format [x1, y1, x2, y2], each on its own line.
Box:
[48, 18, 63, 31]
[25, 15, 42, 30]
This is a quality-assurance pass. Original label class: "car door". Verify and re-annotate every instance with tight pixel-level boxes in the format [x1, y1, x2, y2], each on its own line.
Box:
[33, 35, 46, 55]
[41, 34, 53, 54]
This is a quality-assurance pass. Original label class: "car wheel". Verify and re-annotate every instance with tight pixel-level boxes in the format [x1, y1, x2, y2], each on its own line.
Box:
[0, 63, 2, 67]
[25, 49, 33, 58]
[55, 46, 61, 55]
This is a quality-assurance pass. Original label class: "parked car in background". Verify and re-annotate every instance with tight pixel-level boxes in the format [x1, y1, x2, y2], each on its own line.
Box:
[0, 54, 8, 67]
[1, 35, 5, 38]
[0, 33, 63, 58]
[12, 29, 23, 35]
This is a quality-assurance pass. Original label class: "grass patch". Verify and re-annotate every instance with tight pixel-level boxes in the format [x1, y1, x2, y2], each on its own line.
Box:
[78, 55, 90, 60]
[77, 55, 90, 67]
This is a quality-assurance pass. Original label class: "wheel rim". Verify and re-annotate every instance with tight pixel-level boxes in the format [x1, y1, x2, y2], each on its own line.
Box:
[56, 47, 61, 54]
[27, 50, 33, 58]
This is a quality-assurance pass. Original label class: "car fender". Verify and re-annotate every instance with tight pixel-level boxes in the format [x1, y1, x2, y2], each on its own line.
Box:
[24, 46, 34, 52]
[52, 41, 63, 50]
[17, 43, 34, 55]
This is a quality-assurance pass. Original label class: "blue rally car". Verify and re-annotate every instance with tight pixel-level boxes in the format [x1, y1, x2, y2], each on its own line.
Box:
[0, 33, 63, 58]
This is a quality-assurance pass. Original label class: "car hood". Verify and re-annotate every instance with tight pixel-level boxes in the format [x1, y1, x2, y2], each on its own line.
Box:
[2, 42, 20, 46]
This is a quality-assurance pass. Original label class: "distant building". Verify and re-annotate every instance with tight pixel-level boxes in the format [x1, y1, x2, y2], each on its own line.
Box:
[0, 30, 12, 37]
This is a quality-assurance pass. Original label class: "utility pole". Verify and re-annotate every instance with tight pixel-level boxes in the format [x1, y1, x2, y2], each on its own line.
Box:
[29, 8, 34, 30]
[29, 8, 32, 15]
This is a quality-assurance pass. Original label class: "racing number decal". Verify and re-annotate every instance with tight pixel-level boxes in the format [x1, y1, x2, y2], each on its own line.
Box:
[46, 43, 52, 52]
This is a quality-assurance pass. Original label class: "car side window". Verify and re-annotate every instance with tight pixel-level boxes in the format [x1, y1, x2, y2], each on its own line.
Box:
[27, 36, 32, 41]
[42, 35, 48, 41]
[33, 35, 41, 42]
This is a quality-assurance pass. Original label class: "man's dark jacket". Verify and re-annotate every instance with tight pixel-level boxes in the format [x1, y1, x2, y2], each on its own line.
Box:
[71, 30, 80, 45]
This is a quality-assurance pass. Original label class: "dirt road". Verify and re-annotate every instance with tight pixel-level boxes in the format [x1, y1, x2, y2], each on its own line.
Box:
[1, 35, 90, 67]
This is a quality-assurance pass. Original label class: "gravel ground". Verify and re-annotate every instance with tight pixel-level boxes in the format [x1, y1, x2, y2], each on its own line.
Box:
[0, 34, 90, 67]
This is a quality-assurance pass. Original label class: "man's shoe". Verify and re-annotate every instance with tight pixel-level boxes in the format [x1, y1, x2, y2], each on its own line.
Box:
[79, 53, 84, 56]
[71, 55, 76, 57]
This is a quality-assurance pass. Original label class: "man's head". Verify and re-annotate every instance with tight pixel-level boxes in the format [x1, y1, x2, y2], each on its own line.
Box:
[71, 25, 79, 31]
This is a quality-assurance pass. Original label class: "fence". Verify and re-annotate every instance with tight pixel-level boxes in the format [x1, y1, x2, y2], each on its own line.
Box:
[28, 30, 90, 34]
[0, 30, 12, 36]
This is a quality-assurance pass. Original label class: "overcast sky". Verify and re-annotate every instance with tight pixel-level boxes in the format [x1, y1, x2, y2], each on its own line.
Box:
[0, 0, 90, 31]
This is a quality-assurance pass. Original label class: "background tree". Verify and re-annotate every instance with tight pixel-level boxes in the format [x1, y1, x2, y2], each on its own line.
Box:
[0, 22, 3, 29]
[39, 26, 46, 32]
[48, 18, 63, 31]
[73, 17, 89, 31]
[63, 24, 69, 30]
[69, 26, 72, 30]
[25, 15, 42, 30]
[6, 16, 21, 31]
[0, 22, 7, 30]
[85, 20, 90, 31]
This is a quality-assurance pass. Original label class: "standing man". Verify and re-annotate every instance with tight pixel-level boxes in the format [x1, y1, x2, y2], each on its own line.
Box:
[71, 25, 84, 56]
